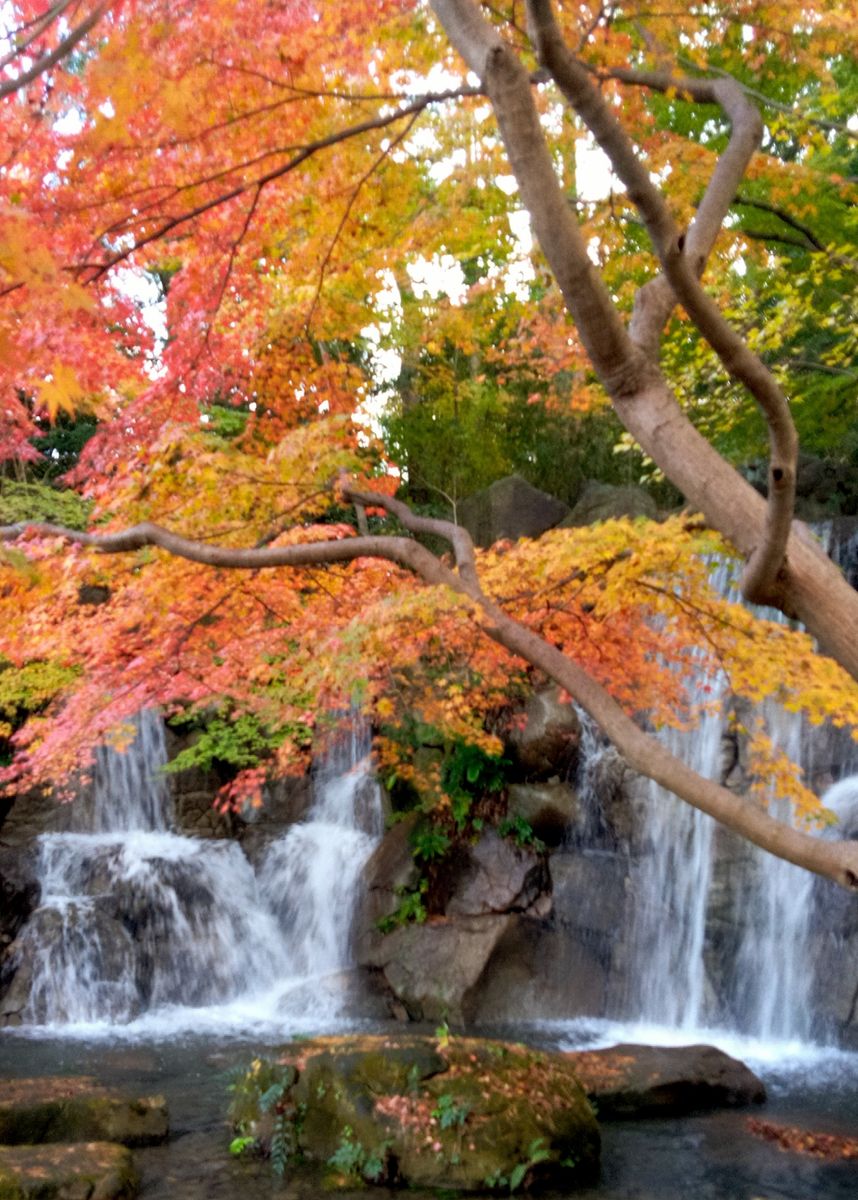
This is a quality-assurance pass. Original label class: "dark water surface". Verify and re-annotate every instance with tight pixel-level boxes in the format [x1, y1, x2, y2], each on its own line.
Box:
[2, 1023, 857, 1200]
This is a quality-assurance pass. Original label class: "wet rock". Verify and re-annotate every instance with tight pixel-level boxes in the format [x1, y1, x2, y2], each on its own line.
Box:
[446, 832, 550, 917]
[586, 747, 652, 853]
[0, 1077, 168, 1146]
[562, 1043, 766, 1118]
[172, 791, 237, 840]
[0, 847, 39, 954]
[507, 781, 579, 845]
[458, 475, 570, 548]
[237, 774, 315, 862]
[560, 480, 658, 526]
[1, 907, 141, 1027]
[505, 688, 581, 780]
[362, 914, 516, 1023]
[0, 1142, 138, 1200]
[353, 814, 421, 960]
[550, 851, 629, 939]
[274, 967, 396, 1022]
[826, 514, 858, 585]
[231, 1034, 600, 1191]
[467, 914, 608, 1022]
[0, 787, 75, 846]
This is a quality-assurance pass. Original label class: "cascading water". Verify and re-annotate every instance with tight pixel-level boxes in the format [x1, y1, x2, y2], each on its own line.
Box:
[724, 705, 818, 1042]
[623, 709, 718, 1029]
[13, 710, 383, 1033]
[256, 723, 383, 980]
[614, 545, 858, 1044]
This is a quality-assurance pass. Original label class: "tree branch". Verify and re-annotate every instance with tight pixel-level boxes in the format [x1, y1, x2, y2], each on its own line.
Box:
[732, 195, 827, 253]
[84, 86, 483, 278]
[3, 506, 857, 890]
[525, 0, 796, 606]
[0, 1, 112, 101]
[676, 55, 858, 139]
[428, 0, 858, 681]
[0, 0, 75, 74]
[343, 480, 480, 588]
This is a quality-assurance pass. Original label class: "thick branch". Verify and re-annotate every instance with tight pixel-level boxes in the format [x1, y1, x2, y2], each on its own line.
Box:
[429, 0, 858, 679]
[343, 481, 479, 587]
[0, 519, 454, 585]
[525, 0, 796, 605]
[676, 56, 858, 139]
[583, 66, 765, 354]
[470, 590, 858, 892]
[3, 511, 856, 890]
[432, 0, 654, 400]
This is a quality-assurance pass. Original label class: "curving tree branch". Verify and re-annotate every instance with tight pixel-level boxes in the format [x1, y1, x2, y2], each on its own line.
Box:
[427, 0, 858, 682]
[3, 501, 857, 891]
[523, 0, 796, 608]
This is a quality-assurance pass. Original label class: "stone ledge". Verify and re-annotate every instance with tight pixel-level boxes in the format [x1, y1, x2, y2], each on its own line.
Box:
[0, 1079, 168, 1148]
[563, 1043, 766, 1118]
[0, 1141, 138, 1199]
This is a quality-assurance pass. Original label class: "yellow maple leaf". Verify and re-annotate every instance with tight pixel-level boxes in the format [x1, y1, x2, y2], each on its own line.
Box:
[38, 362, 86, 420]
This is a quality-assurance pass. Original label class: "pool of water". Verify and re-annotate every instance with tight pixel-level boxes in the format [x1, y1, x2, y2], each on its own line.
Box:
[2, 1018, 857, 1199]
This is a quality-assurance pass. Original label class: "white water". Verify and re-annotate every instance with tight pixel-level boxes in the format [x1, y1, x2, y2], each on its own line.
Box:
[618, 548, 858, 1043]
[621, 699, 718, 1029]
[15, 711, 383, 1036]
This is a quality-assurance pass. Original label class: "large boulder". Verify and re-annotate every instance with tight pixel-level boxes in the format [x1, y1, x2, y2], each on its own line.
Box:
[353, 814, 422, 961]
[562, 1043, 766, 1118]
[550, 851, 630, 940]
[466, 914, 609, 1022]
[361, 914, 517, 1023]
[1, 906, 140, 1027]
[356, 823, 552, 1022]
[446, 832, 550, 918]
[505, 688, 581, 780]
[0, 1143, 138, 1200]
[0, 1077, 168, 1147]
[560, 480, 658, 527]
[230, 1034, 600, 1191]
[458, 476, 570, 548]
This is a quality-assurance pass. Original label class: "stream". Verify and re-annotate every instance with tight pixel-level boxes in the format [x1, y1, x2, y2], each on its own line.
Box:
[2, 1018, 857, 1199]
[2, 703, 858, 1196]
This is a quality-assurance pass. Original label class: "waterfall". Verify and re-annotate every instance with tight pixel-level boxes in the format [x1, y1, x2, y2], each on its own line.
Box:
[624, 713, 718, 1029]
[256, 721, 382, 979]
[12, 711, 383, 1032]
[613, 548, 858, 1043]
[723, 706, 817, 1042]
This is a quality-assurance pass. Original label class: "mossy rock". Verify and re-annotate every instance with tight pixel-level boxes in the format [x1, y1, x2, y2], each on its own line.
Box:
[0, 1142, 138, 1199]
[230, 1033, 599, 1191]
[0, 1079, 168, 1147]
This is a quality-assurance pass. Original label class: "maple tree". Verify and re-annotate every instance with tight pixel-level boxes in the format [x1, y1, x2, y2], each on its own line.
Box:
[1, 1, 858, 888]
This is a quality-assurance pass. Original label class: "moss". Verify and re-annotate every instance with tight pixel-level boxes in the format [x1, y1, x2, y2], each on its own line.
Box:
[0, 1079, 168, 1148]
[229, 1034, 600, 1192]
[0, 1142, 138, 1199]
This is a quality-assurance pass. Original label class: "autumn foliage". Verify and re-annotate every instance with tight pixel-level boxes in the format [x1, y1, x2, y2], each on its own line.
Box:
[746, 1118, 858, 1162]
[1, 2, 857, 879]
